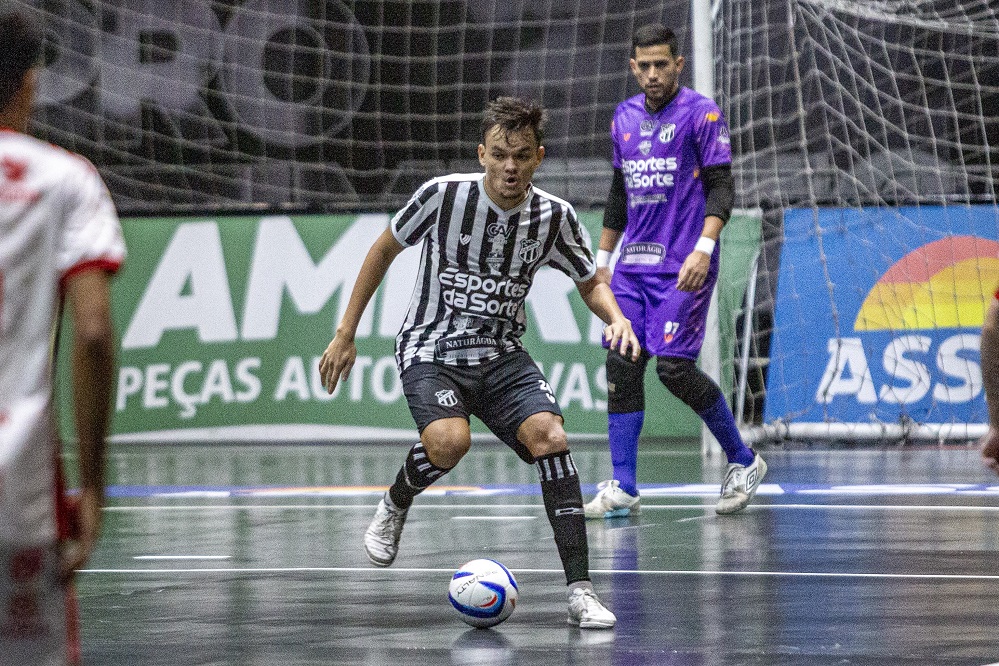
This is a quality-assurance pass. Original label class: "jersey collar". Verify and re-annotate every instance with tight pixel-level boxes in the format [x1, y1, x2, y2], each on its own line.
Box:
[644, 86, 682, 115]
[478, 177, 535, 216]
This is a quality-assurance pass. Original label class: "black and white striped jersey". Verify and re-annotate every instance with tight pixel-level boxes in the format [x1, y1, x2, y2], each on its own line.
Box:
[390, 172, 595, 370]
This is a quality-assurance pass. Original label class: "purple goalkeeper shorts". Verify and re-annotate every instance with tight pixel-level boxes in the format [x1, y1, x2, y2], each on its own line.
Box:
[605, 270, 717, 359]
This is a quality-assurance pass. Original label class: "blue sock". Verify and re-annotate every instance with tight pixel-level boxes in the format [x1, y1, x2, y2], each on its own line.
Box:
[608, 411, 643, 497]
[698, 396, 755, 466]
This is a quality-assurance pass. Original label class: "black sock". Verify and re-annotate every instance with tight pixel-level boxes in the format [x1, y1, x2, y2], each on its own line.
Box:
[388, 443, 451, 510]
[536, 451, 589, 585]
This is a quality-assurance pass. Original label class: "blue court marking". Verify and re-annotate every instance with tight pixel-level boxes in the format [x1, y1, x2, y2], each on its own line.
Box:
[105, 482, 999, 500]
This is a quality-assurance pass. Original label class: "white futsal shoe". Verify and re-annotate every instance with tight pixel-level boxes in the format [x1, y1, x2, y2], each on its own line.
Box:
[715, 452, 768, 515]
[583, 480, 641, 519]
[363, 494, 408, 566]
[567, 588, 617, 629]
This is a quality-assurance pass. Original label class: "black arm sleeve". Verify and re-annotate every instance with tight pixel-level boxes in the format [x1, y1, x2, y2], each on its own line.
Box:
[702, 163, 734, 223]
[602, 168, 628, 232]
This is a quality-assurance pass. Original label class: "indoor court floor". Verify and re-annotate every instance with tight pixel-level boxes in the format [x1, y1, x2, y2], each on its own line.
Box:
[75, 441, 999, 665]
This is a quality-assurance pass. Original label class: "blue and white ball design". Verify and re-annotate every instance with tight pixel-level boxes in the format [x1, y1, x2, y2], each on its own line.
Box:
[448, 559, 519, 628]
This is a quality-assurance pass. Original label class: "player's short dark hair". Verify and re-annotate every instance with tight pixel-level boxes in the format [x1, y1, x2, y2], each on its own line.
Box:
[481, 96, 546, 148]
[0, 1, 44, 112]
[632, 24, 679, 59]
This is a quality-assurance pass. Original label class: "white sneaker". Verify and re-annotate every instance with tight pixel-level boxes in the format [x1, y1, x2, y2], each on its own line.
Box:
[567, 588, 616, 629]
[715, 452, 768, 515]
[583, 480, 641, 519]
[364, 494, 408, 566]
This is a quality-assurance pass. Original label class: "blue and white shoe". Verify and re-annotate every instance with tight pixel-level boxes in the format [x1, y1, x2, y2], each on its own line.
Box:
[583, 480, 641, 519]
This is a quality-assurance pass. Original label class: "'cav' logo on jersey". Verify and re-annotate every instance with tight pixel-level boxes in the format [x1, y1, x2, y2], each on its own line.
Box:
[485, 223, 515, 273]
[435, 389, 458, 407]
[518, 238, 542, 264]
[659, 123, 675, 143]
[638, 140, 652, 156]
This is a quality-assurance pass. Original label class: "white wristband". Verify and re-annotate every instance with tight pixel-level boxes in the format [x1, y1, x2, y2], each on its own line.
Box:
[694, 236, 716, 256]
[596, 249, 612, 268]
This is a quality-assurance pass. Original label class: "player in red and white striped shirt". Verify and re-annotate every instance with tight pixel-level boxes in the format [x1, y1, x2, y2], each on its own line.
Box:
[0, 4, 125, 664]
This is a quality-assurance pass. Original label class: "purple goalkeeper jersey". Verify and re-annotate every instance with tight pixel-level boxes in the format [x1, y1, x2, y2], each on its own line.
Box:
[611, 87, 732, 274]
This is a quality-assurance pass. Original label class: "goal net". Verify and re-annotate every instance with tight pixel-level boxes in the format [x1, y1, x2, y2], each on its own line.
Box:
[27, 0, 681, 214]
[23, 0, 997, 442]
[719, 0, 998, 441]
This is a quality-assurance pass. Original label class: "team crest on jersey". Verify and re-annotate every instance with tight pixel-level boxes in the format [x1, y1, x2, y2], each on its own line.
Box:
[518, 238, 542, 263]
[659, 123, 676, 143]
[436, 389, 458, 407]
[640, 119, 655, 136]
[638, 140, 652, 156]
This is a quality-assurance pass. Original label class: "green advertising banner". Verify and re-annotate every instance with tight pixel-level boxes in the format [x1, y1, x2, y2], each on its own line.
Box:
[56, 210, 760, 443]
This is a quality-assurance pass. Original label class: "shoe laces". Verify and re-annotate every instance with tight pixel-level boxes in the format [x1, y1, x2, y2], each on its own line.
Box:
[573, 589, 607, 616]
[595, 480, 618, 495]
[374, 502, 404, 537]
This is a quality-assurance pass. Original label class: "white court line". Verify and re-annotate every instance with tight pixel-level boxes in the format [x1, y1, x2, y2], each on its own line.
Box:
[103, 503, 999, 512]
[133, 555, 231, 560]
[78, 566, 999, 581]
[450, 516, 536, 521]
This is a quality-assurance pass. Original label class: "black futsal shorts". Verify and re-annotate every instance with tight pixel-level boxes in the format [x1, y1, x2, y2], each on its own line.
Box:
[400, 350, 563, 463]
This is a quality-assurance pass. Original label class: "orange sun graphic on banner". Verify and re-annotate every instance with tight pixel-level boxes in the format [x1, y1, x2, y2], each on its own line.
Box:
[854, 236, 999, 331]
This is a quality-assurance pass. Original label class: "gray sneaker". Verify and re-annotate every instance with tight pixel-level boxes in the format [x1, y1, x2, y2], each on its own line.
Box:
[715, 452, 768, 515]
[363, 494, 408, 566]
[567, 588, 616, 629]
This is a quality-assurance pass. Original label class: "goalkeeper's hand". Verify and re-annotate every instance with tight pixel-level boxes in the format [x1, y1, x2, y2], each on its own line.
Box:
[677, 249, 710, 292]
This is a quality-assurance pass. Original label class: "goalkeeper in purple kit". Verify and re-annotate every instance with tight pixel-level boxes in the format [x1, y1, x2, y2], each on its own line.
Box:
[584, 24, 767, 518]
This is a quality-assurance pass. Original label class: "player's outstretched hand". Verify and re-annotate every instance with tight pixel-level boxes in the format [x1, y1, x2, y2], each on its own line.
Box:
[604, 319, 641, 361]
[678, 249, 711, 292]
[60, 486, 103, 584]
[981, 427, 999, 476]
[319, 334, 357, 394]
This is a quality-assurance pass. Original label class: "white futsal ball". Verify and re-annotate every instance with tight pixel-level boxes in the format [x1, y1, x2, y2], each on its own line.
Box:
[448, 559, 519, 628]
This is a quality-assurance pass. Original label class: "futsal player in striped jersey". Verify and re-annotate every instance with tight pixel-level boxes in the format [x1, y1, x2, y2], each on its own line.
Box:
[320, 96, 640, 629]
[0, 4, 125, 664]
[583, 24, 767, 520]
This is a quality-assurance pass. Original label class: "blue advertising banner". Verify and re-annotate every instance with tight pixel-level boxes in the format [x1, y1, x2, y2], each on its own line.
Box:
[765, 205, 998, 426]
